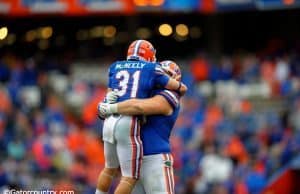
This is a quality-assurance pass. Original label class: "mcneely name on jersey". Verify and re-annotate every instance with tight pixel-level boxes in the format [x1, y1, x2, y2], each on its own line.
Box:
[115, 62, 146, 69]
[108, 60, 170, 102]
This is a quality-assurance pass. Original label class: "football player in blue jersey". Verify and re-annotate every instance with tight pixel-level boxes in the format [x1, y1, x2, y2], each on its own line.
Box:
[98, 60, 182, 194]
[96, 40, 187, 194]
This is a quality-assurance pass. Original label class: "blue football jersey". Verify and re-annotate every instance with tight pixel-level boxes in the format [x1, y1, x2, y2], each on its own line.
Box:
[141, 89, 181, 155]
[108, 60, 170, 102]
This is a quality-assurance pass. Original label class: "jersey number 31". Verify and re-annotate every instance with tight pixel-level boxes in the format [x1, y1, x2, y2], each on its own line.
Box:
[116, 70, 141, 98]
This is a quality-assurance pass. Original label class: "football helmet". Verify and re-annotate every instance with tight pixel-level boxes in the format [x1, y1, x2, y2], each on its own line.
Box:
[160, 60, 182, 81]
[127, 40, 156, 62]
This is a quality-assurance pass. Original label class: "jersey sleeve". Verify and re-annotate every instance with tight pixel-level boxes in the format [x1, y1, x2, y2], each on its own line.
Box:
[155, 89, 180, 109]
[152, 64, 170, 88]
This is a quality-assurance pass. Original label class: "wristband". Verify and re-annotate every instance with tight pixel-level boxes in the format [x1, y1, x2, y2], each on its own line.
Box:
[109, 104, 118, 114]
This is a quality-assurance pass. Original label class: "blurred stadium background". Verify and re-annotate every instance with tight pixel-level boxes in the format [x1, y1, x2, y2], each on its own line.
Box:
[1, 0, 300, 194]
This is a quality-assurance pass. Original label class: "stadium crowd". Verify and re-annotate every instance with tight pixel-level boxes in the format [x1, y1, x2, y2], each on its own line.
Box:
[0, 45, 300, 194]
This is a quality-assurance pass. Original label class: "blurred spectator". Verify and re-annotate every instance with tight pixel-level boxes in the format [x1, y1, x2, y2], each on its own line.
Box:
[190, 55, 209, 82]
[275, 58, 290, 83]
[200, 144, 233, 184]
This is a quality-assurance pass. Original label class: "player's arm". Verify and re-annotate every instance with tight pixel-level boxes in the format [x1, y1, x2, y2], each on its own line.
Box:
[165, 78, 187, 95]
[116, 95, 173, 116]
[154, 65, 187, 95]
[98, 90, 179, 117]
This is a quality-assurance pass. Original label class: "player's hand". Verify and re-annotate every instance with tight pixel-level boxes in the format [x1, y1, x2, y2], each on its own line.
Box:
[98, 110, 106, 120]
[178, 82, 187, 96]
[97, 102, 118, 117]
[98, 102, 112, 117]
[105, 90, 118, 104]
[98, 102, 108, 119]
